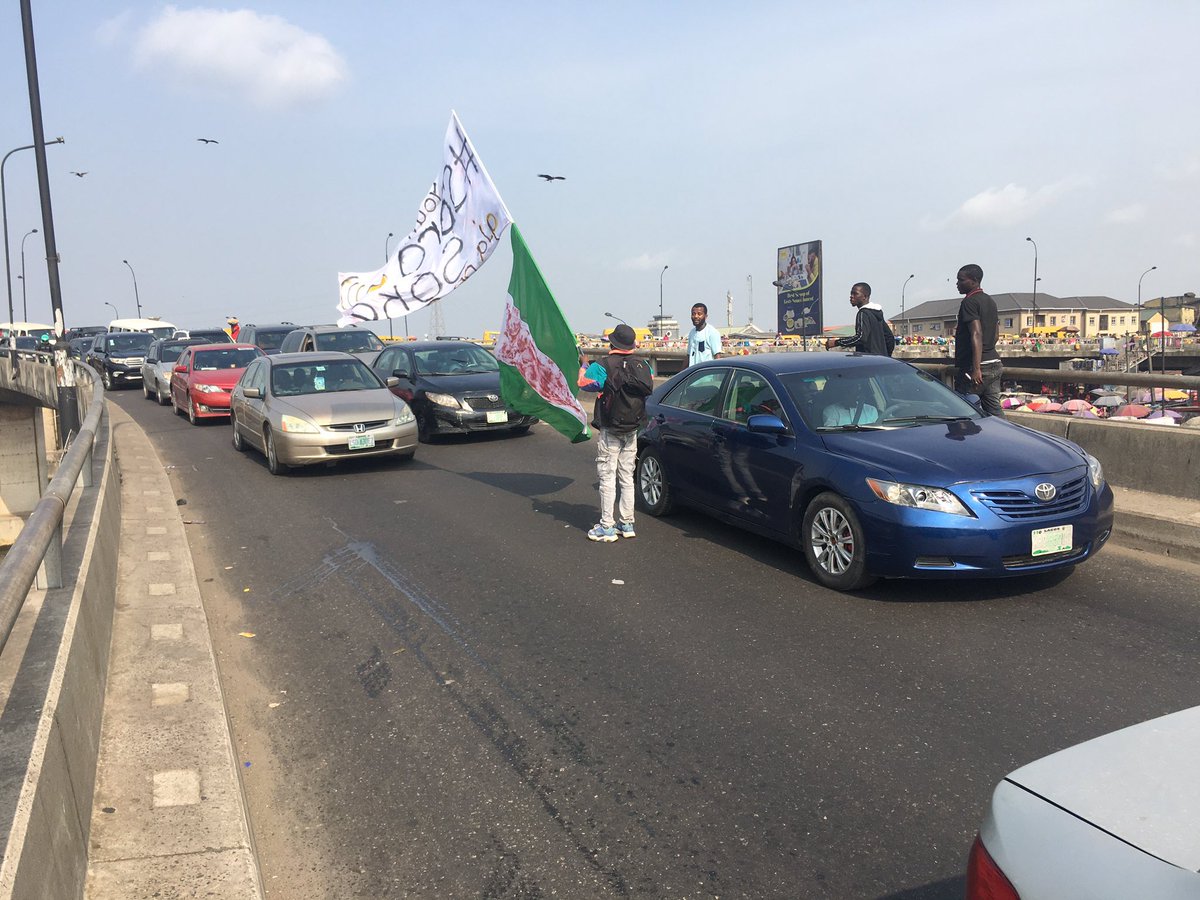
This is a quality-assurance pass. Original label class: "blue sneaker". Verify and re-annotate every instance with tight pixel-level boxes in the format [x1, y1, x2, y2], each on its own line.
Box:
[615, 522, 636, 539]
[587, 524, 618, 542]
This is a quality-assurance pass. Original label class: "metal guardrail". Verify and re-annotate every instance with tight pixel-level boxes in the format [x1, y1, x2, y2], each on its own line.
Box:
[0, 360, 104, 654]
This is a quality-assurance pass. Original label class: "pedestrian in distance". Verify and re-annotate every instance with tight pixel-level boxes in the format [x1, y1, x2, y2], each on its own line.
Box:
[824, 282, 895, 356]
[687, 303, 724, 367]
[578, 324, 654, 542]
[953, 264, 1004, 417]
[226, 315, 240, 341]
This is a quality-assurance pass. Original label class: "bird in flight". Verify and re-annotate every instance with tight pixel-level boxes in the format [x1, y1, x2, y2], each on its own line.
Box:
[197, 138, 219, 144]
[69, 171, 88, 177]
[537, 174, 565, 181]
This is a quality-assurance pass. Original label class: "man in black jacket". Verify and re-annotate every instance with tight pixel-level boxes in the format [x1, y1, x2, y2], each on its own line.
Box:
[825, 283, 894, 356]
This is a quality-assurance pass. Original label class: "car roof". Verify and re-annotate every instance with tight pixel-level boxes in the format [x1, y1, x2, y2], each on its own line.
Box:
[246, 323, 295, 331]
[267, 351, 367, 365]
[188, 342, 260, 352]
[688, 352, 907, 377]
[402, 340, 484, 351]
[292, 324, 378, 334]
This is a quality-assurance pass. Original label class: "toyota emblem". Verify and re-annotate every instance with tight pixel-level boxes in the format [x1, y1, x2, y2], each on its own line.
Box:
[1034, 482, 1057, 502]
[353, 423, 366, 434]
[487, 393, 499, 402]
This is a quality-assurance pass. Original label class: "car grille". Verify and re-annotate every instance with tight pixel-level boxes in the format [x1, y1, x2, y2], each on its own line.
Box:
[327, 419, 390, 432]
[463, 393, 504, 411]
[970, 476, 1087, 521]
[1002, 544, 1089, 569]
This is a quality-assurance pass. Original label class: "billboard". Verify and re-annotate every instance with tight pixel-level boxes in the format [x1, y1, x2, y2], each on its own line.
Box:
[776, 240, 822, 337]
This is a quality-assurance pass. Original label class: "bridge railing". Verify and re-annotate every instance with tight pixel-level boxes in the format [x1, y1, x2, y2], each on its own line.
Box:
[0, 360, 104, 655]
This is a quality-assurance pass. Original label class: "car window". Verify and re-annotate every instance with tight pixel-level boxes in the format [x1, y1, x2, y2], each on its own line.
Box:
[160, 344, 190, 363]
[192, 348, 261, 370]
[252, 328, 291, 351]
[272, 360, 383, 396]
[177, 350, 192, 369]
[662, 369, 729, 414]
[249, 361, 268, 393]
[412, 344, 498, 375]
[313, 330, 385, 353]
[722, 370, 788, 427]
[279, 331, 302, 353]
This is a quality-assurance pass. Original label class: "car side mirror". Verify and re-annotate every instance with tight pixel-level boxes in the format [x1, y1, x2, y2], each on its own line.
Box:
[243, 387, 262, 399]
[386, 376, 400, 388]
[746, 413, 788, 434]
[173, 364, 187, 373]
[392, 368, 409, 379]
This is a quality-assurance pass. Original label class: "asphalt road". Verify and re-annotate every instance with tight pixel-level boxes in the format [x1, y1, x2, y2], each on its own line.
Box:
[110, 389, 1200, 899]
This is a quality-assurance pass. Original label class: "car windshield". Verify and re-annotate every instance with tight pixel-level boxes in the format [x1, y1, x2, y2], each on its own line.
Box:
[106, 334, 153, 353]
[192, 348, 261, 370]
[189, 330, 230, 342]
[147, 326, 174, 339]
[253, 329, 291, 351]
[15, 337, 37, 349]
[272, 360, 383, 396]
[313, 330, 385, 353]
[780, 364, 981, 432]
[412, 344, 498, 376]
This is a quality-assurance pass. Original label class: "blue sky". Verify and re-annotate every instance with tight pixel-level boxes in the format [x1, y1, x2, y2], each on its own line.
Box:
[2, 1, 1197, 337]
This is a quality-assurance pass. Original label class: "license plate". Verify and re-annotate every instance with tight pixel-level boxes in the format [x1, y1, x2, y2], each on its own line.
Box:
[348, 434, 376, 450]
[1031, 524, 1072, 557]
[486, 410, 509, 424]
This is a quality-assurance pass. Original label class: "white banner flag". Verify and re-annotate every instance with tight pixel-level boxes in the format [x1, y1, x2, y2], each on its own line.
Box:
[336, 111, 512, 327]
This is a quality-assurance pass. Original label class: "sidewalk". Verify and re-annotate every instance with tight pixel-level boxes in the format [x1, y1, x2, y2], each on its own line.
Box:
[79, 412, 1195, 899]
[83, 406, 261, 898]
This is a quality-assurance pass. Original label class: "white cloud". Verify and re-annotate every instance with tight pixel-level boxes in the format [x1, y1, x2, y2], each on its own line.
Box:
[923, 176, 1088, 230]
[133, 7, 346, 108]
[1173, 233, 1198, 249]
[619, 251, 671, 272]
[95, 11, 133, 47]
[1157, 156, 1200, 182]
[1104, 203, 1146, 225]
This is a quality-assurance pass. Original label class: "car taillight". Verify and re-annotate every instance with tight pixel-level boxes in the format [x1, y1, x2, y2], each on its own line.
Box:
[966, 834, 1019, 900]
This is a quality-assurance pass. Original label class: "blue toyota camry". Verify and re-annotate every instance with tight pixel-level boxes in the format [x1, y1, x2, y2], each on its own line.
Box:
[635, 353, 1114, 591]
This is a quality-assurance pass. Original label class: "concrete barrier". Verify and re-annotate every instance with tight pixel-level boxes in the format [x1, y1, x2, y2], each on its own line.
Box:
[1010, 411, 1200, 501]
[0, 408, 118, 900]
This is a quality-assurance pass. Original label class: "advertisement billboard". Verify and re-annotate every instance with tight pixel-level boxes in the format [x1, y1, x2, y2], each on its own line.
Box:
[777, 240, 822, 337]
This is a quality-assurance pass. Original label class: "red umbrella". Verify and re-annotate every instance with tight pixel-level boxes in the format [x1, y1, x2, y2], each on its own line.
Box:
[1039, 402, 1064, 412]
[1062, 399, 1093, 412]
[1115, 404, 1151, 418]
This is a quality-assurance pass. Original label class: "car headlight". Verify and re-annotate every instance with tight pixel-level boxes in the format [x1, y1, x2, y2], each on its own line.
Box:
[425, 391, 462, 409]
[1085, 452, 1104, 489]
[391, 402, 416, 426]
[866, 478, 973, 517]
[194, 383, 223, 393]
[280, 414, 319, 434]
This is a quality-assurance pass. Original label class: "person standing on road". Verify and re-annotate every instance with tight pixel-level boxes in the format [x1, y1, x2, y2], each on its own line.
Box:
[953, 264, 1004, 417]
[578, 324, 654, 542]
[825, 282, 895, 355]
[687, 303, 724, 367]
[226, 316, 240, 341]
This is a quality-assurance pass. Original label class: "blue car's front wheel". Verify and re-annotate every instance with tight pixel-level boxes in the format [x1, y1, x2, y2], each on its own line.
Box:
[802, 492, 876, 591]
[636, 448, 674, 516]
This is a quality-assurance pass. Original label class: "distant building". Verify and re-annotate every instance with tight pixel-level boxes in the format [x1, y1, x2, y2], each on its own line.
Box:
[647, 314, 680, 338]
[894, 293, 1137, 339]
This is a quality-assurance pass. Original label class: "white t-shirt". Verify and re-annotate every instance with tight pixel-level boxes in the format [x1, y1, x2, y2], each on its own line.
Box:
[687, 323, 723, 366]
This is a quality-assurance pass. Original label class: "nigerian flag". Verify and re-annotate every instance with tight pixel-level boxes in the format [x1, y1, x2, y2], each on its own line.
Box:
[495, 225, 591, 443]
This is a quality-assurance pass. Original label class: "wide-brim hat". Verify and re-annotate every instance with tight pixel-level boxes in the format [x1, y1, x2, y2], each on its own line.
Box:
[227, 316, 239, 323]
[608, 323, 636, 350]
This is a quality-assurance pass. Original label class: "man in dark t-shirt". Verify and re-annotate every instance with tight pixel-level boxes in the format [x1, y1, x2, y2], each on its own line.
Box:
[953, 264, 1004, 418]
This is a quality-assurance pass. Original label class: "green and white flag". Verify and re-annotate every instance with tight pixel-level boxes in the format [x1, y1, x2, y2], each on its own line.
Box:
[496, 225, 590, 443]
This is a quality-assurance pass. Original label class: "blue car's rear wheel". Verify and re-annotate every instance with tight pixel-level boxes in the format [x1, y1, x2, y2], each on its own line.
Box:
[802, 492, 875, 591]
[636, 448, 674, 516]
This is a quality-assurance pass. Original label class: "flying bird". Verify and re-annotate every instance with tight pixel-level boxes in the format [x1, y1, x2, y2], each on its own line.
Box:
[537, 174, 565, 181]
[69, 171, 87, 177]
[197, 138, 219, 144]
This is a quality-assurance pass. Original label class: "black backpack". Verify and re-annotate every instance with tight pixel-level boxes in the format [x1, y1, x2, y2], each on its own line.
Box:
[598, 355, 653, 432]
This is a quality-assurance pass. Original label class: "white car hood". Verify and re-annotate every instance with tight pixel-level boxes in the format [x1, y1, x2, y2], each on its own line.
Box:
[1006, 705, 1200, 870]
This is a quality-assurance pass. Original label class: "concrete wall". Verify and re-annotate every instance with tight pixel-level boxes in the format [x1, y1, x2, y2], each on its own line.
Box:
[0, 407, 50, 547]
[1009, 411, 1200, 500]
[0, 409, 119, 900]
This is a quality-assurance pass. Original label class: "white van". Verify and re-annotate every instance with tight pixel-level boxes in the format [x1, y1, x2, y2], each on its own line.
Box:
[108, 318, 177, 340]
[0, 321, 54, 337]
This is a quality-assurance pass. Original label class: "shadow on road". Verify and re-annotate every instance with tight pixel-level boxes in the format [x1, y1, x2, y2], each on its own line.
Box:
[878, 875, 966, 900]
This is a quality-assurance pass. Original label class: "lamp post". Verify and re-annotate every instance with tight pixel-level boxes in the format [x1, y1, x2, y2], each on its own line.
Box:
[901, 274, 914, 339]
[2, 137, 63, 340]
[658, 264, 668, 338]
[20, 227, 37, 320]
[121, 259, 142, 318]
[104, 301, 118, 319]
[1137, 265, 1156, 365]
[747, 274, 753, 324]
[1025, 237, 1038, 331]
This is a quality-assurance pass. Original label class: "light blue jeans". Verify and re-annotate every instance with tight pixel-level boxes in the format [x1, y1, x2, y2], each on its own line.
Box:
[596, 429, 638, 528]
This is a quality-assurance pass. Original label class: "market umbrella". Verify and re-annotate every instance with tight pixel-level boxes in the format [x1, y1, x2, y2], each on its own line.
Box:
[1143, 416, 1179, 426]
[1093, 395, 1123, 408]
[1114, 404, 1151, 418]
[1013, 404, 1034, 412]
[1027, 397, 1053, 409]
[1088, 388, 1121, 396]
[1062, 399, 1093, 412]
[1163, 389, 1189, 401]
[1147, 409, 1183, 420]
[1001, 397, 1021, 409]
[1170, 323, 1196, 333]
[1071, 408, 1100, 419]
[1039, 402, 1064, 412]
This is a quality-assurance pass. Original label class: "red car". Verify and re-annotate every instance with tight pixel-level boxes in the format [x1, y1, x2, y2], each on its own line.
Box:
[170, 343, 264, 424]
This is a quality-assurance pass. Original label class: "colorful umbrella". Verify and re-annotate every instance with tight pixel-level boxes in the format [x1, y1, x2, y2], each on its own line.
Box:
[1163, 389, 1189, 401]
[1027, 397, 1053, 409]
[1039, 402, 1064, 412]
[1147, 409, 1183, 420]
[1071, 408, 1100, 419]
[1001, 397, 1021, 409]
[1114, 404, 1151, 418]
[1170, 323, 1196, 333]
[1092, 395, 1123, 408]
[1062, 399, 1093, 412]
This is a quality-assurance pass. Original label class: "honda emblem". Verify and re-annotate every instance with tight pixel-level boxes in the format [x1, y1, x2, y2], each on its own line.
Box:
[353, 423, 366, 434]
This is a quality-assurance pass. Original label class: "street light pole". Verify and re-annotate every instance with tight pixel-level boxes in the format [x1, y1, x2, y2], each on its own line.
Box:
[747, 274, 753, 324]
[1025, 237, 1038, 331]
[20, 227, 36, 320]
[658, 264, 668, 339]
[122, 259, 142, 318]
[1137, 265, 1156, 367]
[104, 301, 118, 319]
[901, 274, 914, 339]
[2, 137, 62, 339]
